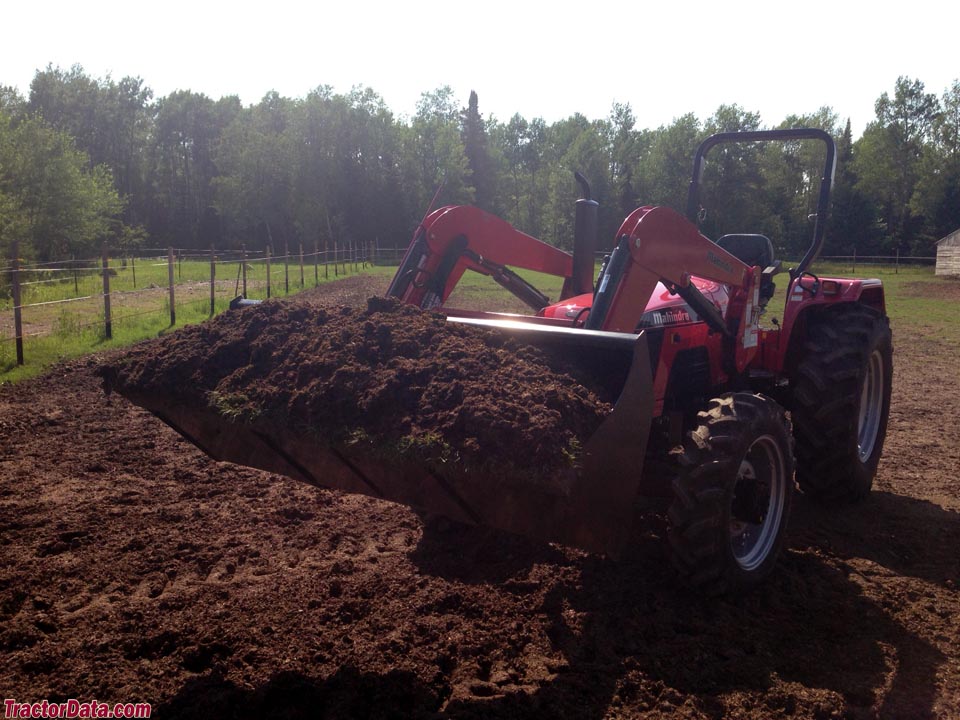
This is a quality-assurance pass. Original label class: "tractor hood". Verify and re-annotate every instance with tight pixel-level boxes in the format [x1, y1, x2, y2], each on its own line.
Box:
[540, 276, 730, 329]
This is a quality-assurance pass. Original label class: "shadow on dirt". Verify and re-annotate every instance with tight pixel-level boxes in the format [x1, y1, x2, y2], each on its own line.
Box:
[791, 491, 960, 589]
[409, 514, 573, 585]
[154, 533, 945, 720]
[403, 497, 947, 718]
[155, 666, 442, 719]
[153, 488, 954, 720]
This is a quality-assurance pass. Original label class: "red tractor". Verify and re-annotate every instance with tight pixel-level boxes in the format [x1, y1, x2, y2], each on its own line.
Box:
[137, 129, 892, 594]
[383, 128, 892, 593]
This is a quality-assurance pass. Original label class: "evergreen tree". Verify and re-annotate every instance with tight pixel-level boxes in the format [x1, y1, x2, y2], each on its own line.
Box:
[607, 102, 645, 216]
[460, 91, 495, 213]
[829, 119, 881, 255]
[855, 77, 940, 252]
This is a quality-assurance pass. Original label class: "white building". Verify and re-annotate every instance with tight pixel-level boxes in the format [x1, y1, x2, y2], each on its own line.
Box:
[935, 229, 960, 276]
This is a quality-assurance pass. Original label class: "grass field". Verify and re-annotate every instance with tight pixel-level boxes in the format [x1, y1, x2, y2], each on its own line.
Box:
[811, 261, 959, 347]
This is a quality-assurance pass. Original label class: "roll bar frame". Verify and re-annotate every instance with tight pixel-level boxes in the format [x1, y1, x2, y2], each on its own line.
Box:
[685, 128, 837, 279]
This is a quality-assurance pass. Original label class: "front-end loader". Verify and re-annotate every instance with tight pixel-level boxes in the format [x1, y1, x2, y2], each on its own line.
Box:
[124, 128, 892, 594]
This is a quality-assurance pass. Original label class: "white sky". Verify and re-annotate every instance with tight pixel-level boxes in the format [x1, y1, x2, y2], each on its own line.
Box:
[4, 0, 958, 139]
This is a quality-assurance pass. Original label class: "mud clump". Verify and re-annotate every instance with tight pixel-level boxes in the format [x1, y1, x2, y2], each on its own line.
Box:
[101, 296, 612, 478]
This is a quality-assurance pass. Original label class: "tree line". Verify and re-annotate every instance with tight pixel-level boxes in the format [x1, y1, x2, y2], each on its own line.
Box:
[1, 65, 958, 263]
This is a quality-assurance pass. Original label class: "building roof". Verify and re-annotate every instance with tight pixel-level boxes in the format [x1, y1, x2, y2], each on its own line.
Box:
[937, 229, 960, 246]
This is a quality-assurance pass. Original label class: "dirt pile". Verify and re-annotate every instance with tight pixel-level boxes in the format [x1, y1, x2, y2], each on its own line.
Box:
[100, 296, 611, 479]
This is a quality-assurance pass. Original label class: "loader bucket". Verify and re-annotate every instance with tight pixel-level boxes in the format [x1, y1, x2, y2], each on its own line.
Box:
[116, 323, 654, 558]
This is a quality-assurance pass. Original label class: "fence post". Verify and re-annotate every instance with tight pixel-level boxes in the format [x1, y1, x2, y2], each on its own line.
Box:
[313, 238, 319, 286]
[11, 241, 24, 366]
[299, 242, 305, 288]
[333, 240, 338, 278]
[895, 247, 899, 275]
[266, 246, 272, 299]
[284, 240, 290, 294]
[209, 245, 216, 316]
[72, 255, 79, 295]
[852, 247, 857, 274]
[101, 243, 112, 340]
[324, 239, 329, 280]
[132, 255, 137, 288]
[168, 248, 176, 325]
[241, 244, 248, 298]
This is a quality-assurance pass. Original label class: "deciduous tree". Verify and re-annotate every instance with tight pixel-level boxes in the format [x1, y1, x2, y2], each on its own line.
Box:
[0, 113, 123, 260]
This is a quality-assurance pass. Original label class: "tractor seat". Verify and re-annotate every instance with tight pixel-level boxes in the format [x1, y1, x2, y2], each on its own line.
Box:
[715, 234, 779, 305]
[715, 234, 775, 270]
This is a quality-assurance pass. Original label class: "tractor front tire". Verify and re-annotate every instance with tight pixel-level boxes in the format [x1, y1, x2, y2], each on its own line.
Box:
[791, 303, 893, 502]
[668, 393, 794, 595]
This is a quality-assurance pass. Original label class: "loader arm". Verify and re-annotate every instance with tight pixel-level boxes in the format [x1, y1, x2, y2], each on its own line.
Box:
[587, 205, 751, 333]
[387, 205, 575, 311]
[585, 205, 763, 376]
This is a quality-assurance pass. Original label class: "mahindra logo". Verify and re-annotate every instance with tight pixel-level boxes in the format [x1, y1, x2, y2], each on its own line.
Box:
[706, 250, 734, 275]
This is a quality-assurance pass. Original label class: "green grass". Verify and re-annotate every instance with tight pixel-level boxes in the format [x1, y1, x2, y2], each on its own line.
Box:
[0, 296, 232, 384]
[808, 262, 959, 347]
[444, 269, 565, 314]
[357, 264, 567, 314]
[0, 256, 374, 385]
[0, 255, 353, 309]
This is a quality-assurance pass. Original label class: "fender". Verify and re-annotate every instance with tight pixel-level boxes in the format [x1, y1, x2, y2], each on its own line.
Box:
[760, 276, 887, 374]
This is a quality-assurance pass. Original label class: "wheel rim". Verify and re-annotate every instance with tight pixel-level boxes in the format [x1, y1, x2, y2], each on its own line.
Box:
[729, 434, 787, 572]
[858, 349, 885, 463]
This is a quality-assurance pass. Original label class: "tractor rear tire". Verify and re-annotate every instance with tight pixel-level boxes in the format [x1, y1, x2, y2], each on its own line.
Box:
[668, 393, 794, 595]
[791, 303, 893, 502]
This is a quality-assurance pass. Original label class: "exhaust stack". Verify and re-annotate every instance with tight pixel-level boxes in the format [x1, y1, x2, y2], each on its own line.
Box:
[562, 171, 599, 299]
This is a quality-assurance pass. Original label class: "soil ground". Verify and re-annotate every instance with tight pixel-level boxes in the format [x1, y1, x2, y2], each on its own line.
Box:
[1, 274, 958, 719]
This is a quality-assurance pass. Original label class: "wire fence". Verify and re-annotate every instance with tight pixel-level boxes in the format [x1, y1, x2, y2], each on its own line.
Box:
[372, 248, 940, 273]
[1, 240, 939, 370]
[815, 253, 936, 274]
[1, 240, 375, 368]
